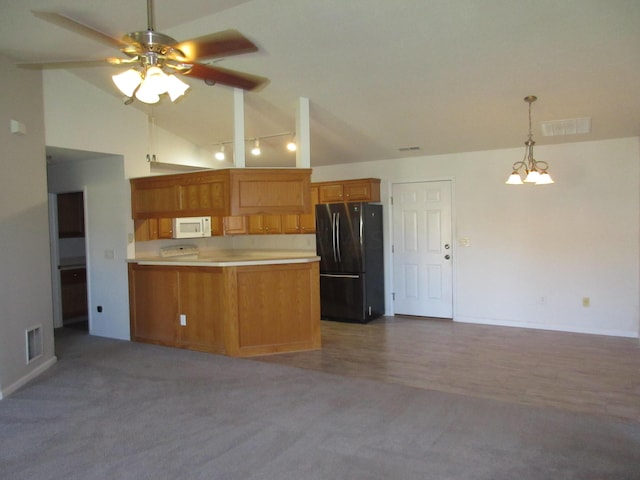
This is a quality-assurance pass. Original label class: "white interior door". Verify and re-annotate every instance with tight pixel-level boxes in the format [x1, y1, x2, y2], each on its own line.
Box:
[392, 181, 453, 318]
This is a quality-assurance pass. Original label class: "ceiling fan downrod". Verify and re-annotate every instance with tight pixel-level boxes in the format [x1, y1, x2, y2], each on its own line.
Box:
[146, 0, 155, 31]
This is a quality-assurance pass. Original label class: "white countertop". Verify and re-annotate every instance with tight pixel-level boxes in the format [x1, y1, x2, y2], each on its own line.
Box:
[128, 250, 320, 267]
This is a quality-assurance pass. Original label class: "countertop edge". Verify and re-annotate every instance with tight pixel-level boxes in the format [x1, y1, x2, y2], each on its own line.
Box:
[128, 256, 320, 267]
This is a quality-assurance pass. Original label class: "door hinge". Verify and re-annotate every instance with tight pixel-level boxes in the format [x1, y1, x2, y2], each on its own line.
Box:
[390, 196, 393, 205]
[392, 292, 395, 300]
[392, 245, 394, 253]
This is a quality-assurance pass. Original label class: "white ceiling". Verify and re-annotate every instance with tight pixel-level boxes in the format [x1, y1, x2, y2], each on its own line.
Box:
[1, 0, 639, 167]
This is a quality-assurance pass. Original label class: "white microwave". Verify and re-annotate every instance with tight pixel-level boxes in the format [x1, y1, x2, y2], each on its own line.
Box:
[172, 216, 212, 238]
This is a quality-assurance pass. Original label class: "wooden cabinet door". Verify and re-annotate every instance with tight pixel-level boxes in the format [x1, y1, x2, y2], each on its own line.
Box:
[132, 183, 182, 218]
[57, 192, 85, 237]
[318, 183, 344, 203]
[249, 215, 282, 234]
[281, 214, 300, 234]
[344, 181, 374, 201]
[298, 186, 318, 233]
[223, 215, 248, 235]
[178, 269, 225, 352]
[210, 216, 224, 236]
[229, 169, 311, 215]
[180, 181, 227, 215]
[60, 268, 87, 319]
[158, 218, 173, 238]
[129, 266, 178, 344]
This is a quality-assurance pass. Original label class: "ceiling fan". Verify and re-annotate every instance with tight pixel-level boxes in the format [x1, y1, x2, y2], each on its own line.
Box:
[23, 0, 268, 104]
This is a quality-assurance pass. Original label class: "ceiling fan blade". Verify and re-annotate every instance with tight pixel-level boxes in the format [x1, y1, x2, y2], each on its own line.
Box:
[18, 58, 134, 70]
[32, 11, 131, 50]
[173, 30, 258, 62]
[182, 63, 269, 91]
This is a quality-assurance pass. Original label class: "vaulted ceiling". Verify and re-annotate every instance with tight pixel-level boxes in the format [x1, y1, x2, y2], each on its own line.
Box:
[1, 0, 639, 167]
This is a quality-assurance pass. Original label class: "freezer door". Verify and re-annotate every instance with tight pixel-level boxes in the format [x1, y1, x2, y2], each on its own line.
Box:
[320, 273, 366, 322]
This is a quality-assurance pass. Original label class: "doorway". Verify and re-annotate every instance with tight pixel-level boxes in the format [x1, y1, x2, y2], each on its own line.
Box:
[51, 191, 88, 330]
[392, 180, 453, 318]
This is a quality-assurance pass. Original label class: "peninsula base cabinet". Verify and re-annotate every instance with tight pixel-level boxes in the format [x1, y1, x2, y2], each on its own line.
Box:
[128, 261, 321, 357]
[128, 266, 225, 353]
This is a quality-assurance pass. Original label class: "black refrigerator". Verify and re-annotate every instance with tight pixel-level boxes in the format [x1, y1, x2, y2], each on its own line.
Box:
[315, 202, 384, 323]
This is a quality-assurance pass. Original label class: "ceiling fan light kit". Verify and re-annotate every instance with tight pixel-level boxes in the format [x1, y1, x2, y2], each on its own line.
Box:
[28, 0, 268, 105]
[506, 95, 554, 185]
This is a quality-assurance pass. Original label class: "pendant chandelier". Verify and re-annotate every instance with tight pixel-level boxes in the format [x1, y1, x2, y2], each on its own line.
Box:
[505, 96, 554, 185]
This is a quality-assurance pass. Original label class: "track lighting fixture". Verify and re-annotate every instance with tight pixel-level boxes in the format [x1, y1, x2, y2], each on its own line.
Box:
[506, 95, 554, 185]
[214, 145, 226, 161]
[212, 132, 297, 160]
[251, 139, 261, 156]
[286, 135, 297, 152]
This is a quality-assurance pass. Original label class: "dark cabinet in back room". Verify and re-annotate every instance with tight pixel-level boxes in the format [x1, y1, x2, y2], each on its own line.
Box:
[57, 192, 85, 238]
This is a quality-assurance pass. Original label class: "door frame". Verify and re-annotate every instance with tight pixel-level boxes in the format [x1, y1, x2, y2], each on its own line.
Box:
[387, 177, 456, 319]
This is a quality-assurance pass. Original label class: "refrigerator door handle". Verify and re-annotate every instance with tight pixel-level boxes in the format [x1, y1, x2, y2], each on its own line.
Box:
[320, 273, 360, 279]
[331, 212, 338, 263]
[336, 212, 342, 262]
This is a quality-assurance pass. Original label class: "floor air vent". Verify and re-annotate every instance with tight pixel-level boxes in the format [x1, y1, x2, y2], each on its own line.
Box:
[26, 325, 43, 363]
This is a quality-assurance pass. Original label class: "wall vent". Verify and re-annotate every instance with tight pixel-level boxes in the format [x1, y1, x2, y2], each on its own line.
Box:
[540, 117, 591, 137]
[26, 325, 43, 364]
[398, 146, 422, 152]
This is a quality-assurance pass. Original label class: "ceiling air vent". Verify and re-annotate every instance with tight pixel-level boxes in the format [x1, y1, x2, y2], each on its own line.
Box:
[398, 146, 422, 152]
[540, 117, 591, 137]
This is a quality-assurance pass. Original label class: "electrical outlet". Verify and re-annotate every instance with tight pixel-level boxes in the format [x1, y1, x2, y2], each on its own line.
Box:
[179, 314, 187, 326]
[582, 297, 590, 307]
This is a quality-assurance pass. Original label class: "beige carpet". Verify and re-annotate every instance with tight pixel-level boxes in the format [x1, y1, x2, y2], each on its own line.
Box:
[1, 329, 639, 480]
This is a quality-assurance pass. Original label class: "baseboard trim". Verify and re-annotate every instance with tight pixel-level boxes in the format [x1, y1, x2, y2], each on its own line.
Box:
[0, 356, 58, 400]
[454, 316, 639, 339]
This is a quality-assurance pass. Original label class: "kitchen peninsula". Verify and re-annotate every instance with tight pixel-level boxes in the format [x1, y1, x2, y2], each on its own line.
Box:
[128, 168, 321, 358]
[128, 250, 320, 357]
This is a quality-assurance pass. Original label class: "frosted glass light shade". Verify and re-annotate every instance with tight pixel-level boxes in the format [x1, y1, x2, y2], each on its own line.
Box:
[535, 172, 554, 184]
[112, 69, 142, 97]
[144, 66, 169, 94]
[505, 172, 523, 185]
[135, 79, 160, 104]
[166, 75, 190, 101]
[524, 170, 540, 183]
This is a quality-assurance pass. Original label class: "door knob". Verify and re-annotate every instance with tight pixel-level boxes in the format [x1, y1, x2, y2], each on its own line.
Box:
[444, 254, 451, 260]
[444, 244, 450, 249]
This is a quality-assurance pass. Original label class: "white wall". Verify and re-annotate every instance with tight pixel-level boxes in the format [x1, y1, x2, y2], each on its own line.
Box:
[0, 55, 57, 398]
[312, 137, 640, 338]
[47, 156, 130, 340]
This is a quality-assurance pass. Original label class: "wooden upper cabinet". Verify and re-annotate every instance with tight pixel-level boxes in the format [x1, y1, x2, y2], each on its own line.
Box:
[229, 169, 311, 216]
[248, 214, 283, 234]
[316, 178, 381, 204]
[223, 215, 248, 235]
[131, 168, 310, 220]
[131, 170, 229, 219]
[318, 183, 344, 203]
[180, 180, 227, 213]
[57, 192, 85, 238]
